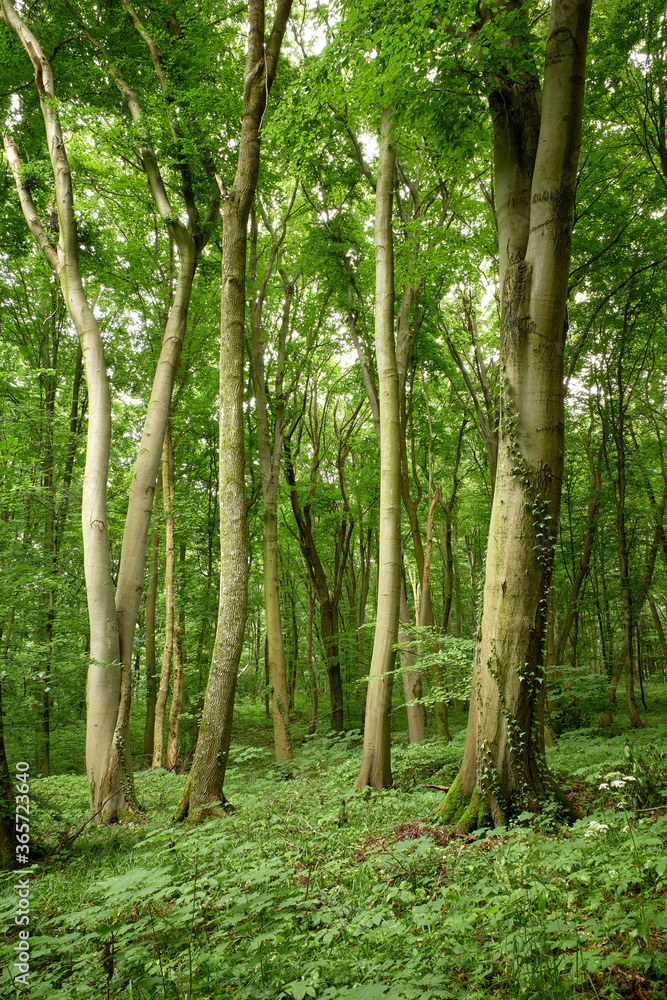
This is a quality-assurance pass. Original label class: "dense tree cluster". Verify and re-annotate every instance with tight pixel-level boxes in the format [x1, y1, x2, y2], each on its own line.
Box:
[1, 0, 667, 865]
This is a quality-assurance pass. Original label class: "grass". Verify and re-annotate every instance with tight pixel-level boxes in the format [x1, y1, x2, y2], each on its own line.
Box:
[1, 690, 667, 1000]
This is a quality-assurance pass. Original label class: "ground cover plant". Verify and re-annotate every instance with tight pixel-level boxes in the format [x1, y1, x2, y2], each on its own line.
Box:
[2, 694, 666, 1000]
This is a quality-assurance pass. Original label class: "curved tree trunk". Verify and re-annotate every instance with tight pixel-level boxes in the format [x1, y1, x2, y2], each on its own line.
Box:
[1, 0, 201, 821]
[357, 110, 400, 790]
[0, 5, 121, 818]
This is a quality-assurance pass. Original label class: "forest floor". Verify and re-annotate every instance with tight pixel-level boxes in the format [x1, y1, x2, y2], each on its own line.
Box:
[2, 690, 667, 1000]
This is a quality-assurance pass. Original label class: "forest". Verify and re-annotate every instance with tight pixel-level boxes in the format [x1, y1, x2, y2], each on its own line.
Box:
[1, 0, 667, 996]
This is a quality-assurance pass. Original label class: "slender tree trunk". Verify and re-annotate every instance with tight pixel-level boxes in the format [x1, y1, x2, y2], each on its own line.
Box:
[165, 538, 186, 772]
[306, 575, 318, 731]
[143, 513, 159, 760]
[176, 0, 293, 821]
[649, 594, 667, 669]
[1, 1, 200, 820]
[1, 3, 120, 814]
[399, 567, 426, 743]
[153, 428, 175, 767]
[357, 110, 400, 789]
[249, 243, 294, 760]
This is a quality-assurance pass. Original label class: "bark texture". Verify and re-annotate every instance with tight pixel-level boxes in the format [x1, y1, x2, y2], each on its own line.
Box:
[440, 0, 592, 829]
[356, 110, 400, 789]
[1, 0, 208, 820]
[177, 0, 293, 821]
[249, 211, 295, 760]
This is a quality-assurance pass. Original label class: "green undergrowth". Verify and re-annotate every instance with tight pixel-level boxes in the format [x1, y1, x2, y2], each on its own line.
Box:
[1, 718, 667, 1000]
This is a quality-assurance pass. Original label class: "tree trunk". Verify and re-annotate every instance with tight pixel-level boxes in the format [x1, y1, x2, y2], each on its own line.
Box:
[1, 1, 200, 821]
[439, 0, 591, 829]
[153, 428, 175, 768]
[176, 0, 293, 821]
[143, 514, 159, 760]
[357, 110, 400, 790]
[306, 575, 318, 731]
[249, 237, 294, 760]
[165, 540, 186, 772]
[399, 568, 426, 743]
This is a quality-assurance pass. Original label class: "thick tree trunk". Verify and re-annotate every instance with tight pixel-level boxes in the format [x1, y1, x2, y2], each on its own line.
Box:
[176, 0, 293, 821]
[439, 0, 591, 829]
[357, 110, 400, 789]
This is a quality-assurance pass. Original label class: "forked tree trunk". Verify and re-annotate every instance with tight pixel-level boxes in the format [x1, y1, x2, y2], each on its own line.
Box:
[356, 110, 400, 789]
[439, 0, 591, 830]
[2, 0, 201, 821]
[176, 0, 293, 821]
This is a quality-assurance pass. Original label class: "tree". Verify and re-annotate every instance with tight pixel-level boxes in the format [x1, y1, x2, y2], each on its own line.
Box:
[176, 0, 293, 821]
[248, 196, 298, 760]
[1, 0, 220, 819]
[356, 109, 401, 789]
[439, 0, 592, 829]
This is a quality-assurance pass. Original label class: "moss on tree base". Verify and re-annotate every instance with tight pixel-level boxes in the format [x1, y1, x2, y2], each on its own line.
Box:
[436, 770, 583, 833]
[173, 776, 234, 823]
[435, 774, 491, 834]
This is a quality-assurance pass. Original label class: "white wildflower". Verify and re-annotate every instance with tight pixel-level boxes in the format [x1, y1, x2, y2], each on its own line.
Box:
[584, 820, 609, 838]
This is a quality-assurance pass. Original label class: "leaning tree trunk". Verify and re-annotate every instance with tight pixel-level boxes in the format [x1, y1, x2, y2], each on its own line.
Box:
[439, 0, 591, 830]
[176, 0, 293, 822]
[0, 3, 121, 818]
[1, 0, 200, 821]
[356, 110, 400, 790]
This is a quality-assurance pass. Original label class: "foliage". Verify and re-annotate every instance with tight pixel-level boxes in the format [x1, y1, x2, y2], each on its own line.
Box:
[2, 711, 667, 1000]
[548, 664, 609, 733]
